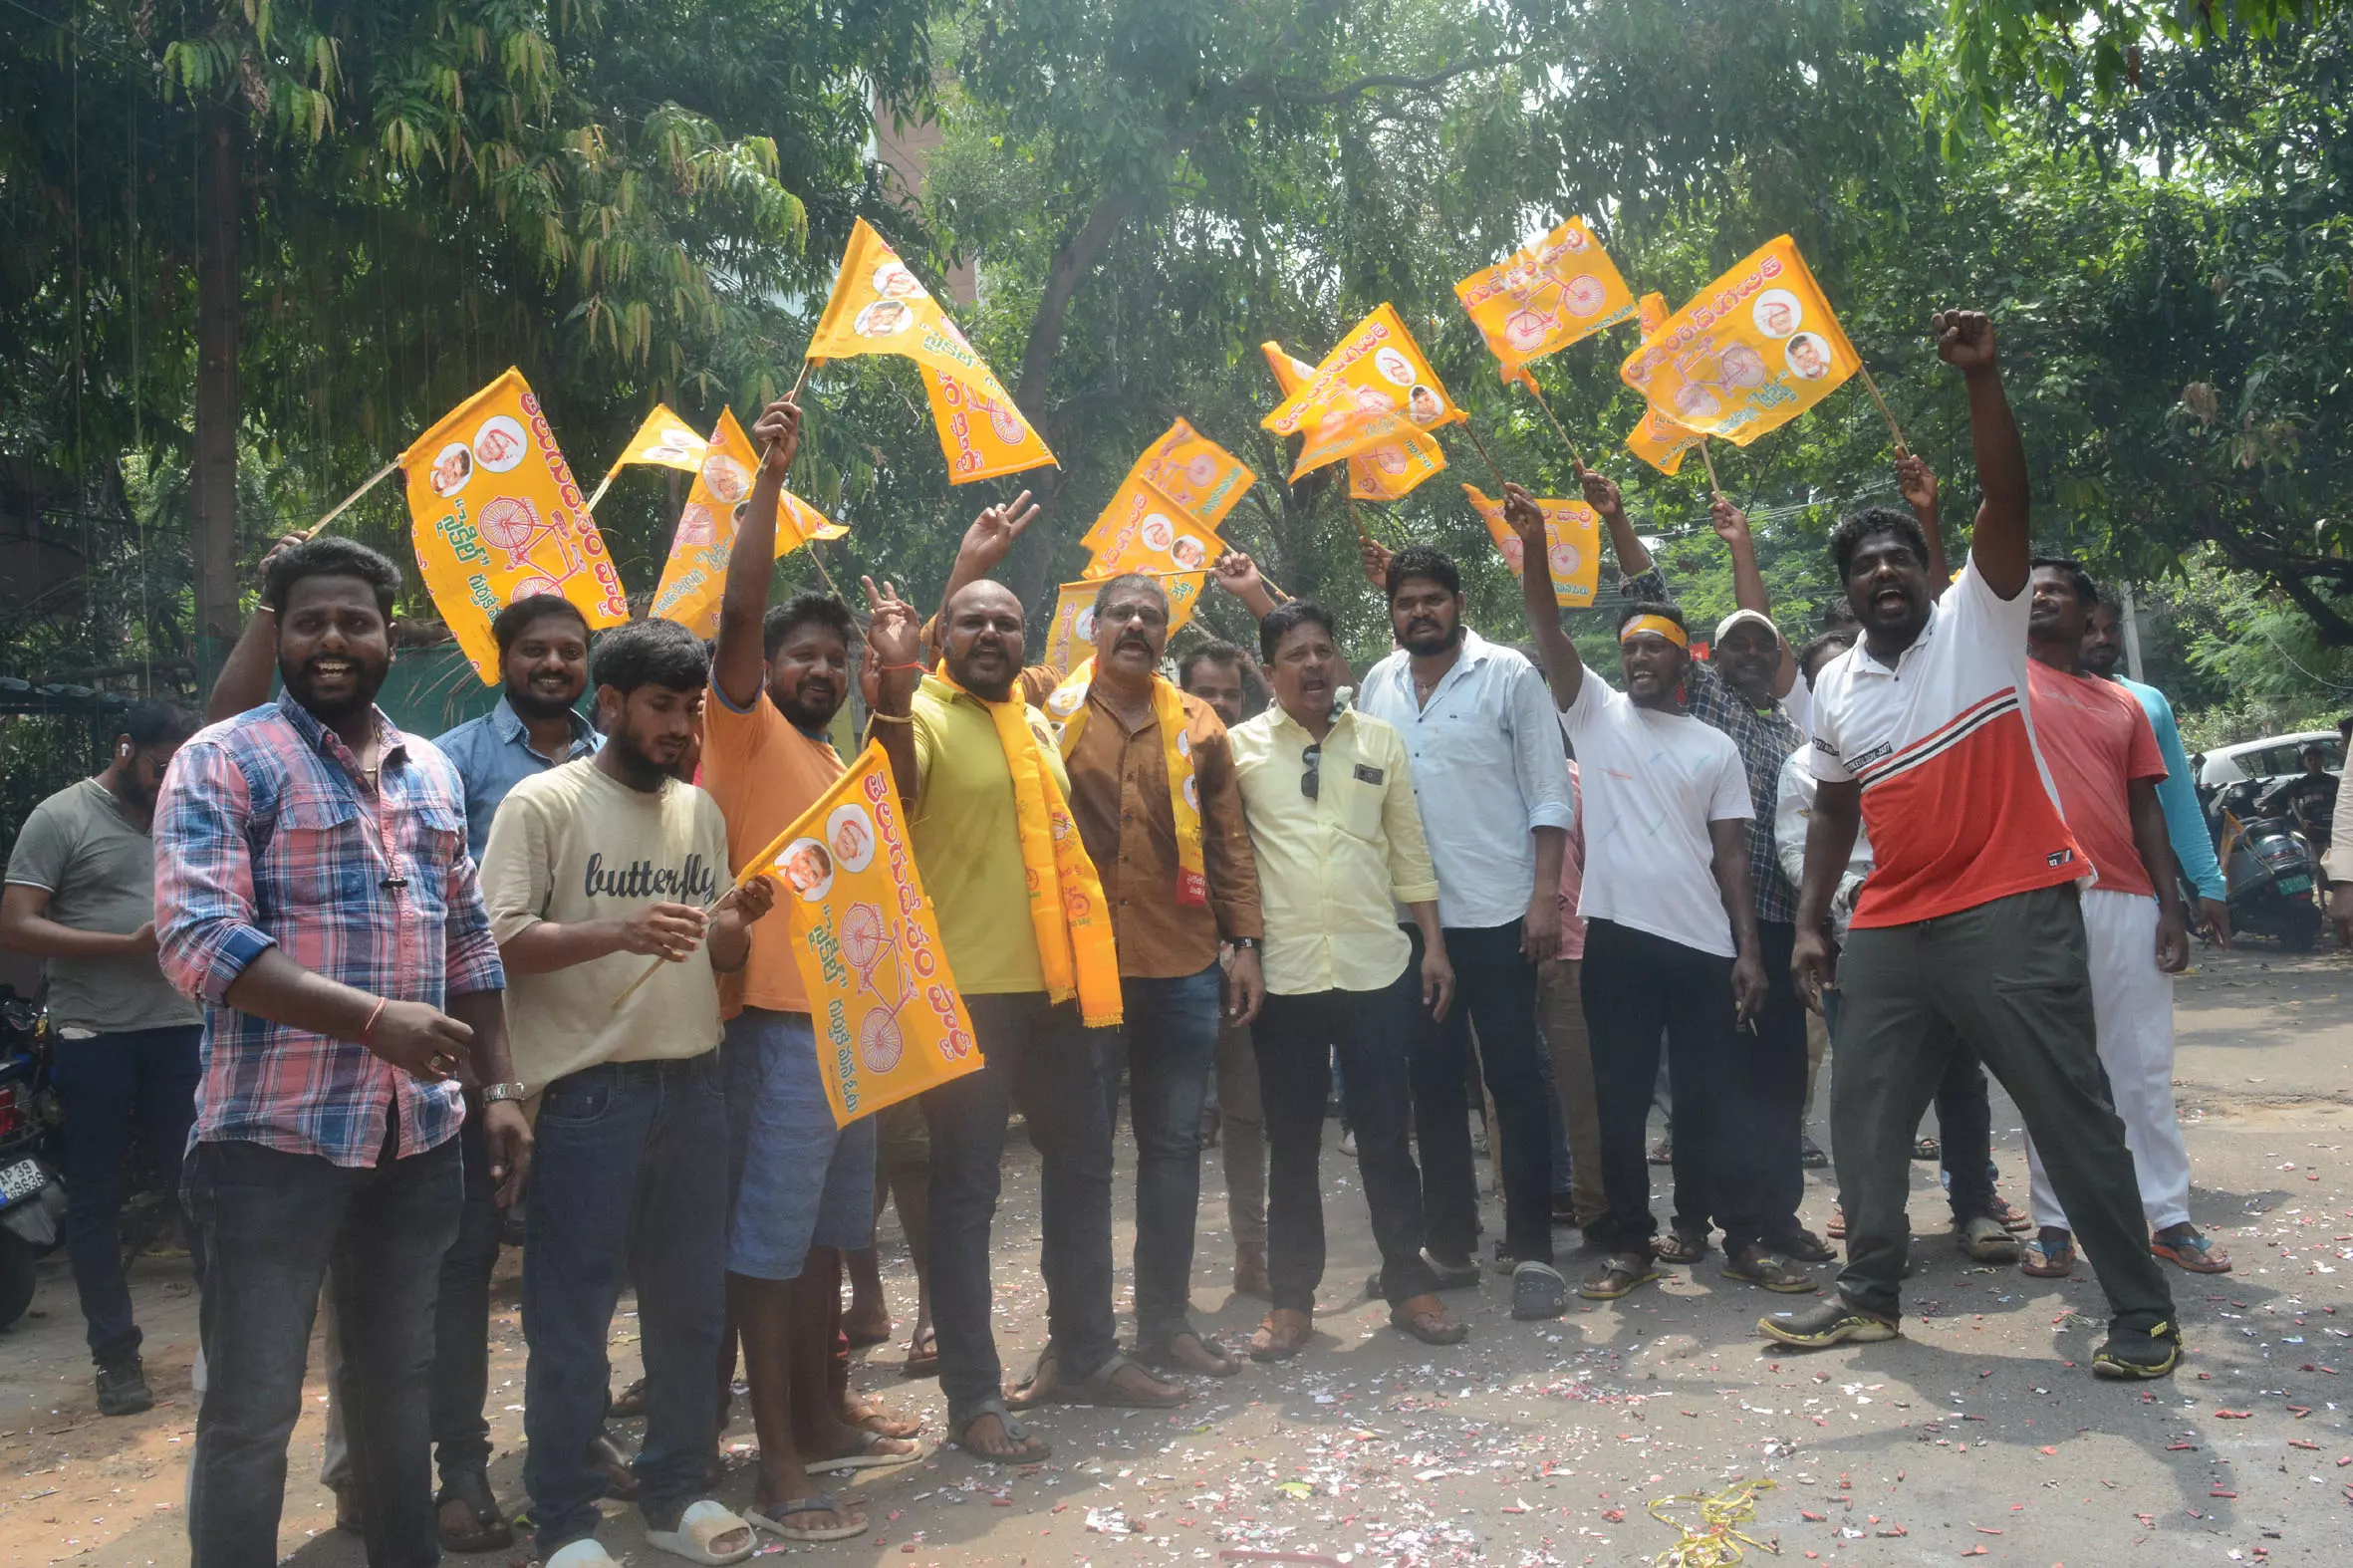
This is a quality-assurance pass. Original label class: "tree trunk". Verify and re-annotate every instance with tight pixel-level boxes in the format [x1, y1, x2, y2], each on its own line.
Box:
[191, 103, 242, 653]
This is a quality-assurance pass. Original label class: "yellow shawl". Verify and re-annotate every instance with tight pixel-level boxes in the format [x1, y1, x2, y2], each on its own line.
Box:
[931, 665, 1125, 1026]
[1043, 658, 1206, 907]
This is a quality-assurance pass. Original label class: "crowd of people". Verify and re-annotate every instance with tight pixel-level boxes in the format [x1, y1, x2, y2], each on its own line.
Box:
[0, 309, 2269, 1567]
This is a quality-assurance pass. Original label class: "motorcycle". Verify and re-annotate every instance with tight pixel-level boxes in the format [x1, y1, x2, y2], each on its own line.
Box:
[0, 990, 62, 1329]
[2209, 779, 2325, 951]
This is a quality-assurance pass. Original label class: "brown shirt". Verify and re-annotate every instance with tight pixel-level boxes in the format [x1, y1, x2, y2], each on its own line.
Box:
[1061, 680, 1263, 977]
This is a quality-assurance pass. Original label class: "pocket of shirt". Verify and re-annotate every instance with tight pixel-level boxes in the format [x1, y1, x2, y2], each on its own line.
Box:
[269, 784, 365, 901]
[1336, 776, 1387, 844]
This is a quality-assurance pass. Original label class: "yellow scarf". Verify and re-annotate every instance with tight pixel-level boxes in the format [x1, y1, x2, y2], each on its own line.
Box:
[1044, 659, 1206, 908]
[931, 665, 1125, 1027]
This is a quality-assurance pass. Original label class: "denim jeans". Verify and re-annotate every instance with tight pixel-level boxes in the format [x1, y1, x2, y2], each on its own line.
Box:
[1107, 964, 1221, 1345]
[321, 1115, 504, 1491]
[1404, 920, 1554, 1267]
[523, 1054, 729, 1560]
[922, 991, 1116, 1430]
[1254, 963, 1439, 1312]
[50, 1025, 203, 1367]
[183, 1128, 460, 1568]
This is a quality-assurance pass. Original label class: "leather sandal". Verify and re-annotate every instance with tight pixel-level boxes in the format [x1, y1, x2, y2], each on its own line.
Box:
[1388, 1293, 1466, 1345]
[1144, 1328, 1238, 1377]
[1248, 1309, 1314, 1363]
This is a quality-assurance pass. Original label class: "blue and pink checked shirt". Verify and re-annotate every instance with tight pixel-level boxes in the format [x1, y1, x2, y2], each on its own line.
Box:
[154, 691, 505, 1168]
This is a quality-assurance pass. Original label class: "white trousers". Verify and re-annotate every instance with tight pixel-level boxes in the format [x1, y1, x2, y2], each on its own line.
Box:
[2025, 888, 2191, 1233]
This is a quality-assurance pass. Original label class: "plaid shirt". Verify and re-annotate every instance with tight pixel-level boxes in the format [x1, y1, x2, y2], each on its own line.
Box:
[154, 691, 505, 1168]
[1624, 567, 1803, 925]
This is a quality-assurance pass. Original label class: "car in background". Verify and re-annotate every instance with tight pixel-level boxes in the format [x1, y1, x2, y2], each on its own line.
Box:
[2197, 731, 2344, 792]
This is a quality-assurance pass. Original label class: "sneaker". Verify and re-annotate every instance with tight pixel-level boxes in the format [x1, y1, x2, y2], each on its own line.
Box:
[95, 1358, 153, 1418]
[1756, 1295, 1900, 1348]
[2150, 1222, 2232, 1274]
[1955, 1213, 2021, 1263]
[2092, 1318, 2184, 1380]
[1722, 1245, 1817, 1293]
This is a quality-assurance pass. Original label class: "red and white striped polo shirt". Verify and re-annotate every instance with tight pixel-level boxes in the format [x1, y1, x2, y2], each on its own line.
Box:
[1808, 559, 2086, 927]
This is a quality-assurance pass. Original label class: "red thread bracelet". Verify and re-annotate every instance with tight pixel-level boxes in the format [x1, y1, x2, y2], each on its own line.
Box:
[359, 998, 388, 1046]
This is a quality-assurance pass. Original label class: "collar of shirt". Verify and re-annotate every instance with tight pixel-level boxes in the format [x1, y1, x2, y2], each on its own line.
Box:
[1847, 600, 1943, 680]
[490, 695, 599, 761]
[1364, 628, 1498, 712]
[277, 688, 409, 777]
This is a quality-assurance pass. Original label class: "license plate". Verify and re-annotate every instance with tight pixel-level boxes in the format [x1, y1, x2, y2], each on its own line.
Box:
[0, 1158, 43, 1204]
[2275, 874, 2312, 896]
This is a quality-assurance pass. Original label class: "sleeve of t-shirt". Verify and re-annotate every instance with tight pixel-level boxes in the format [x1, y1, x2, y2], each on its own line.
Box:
[703, 673, 772, 766]
[478, 782, 553, 945]
[911, 700, 942, 814]
[1706, 737, 1755, 823]
[2121, 701, 2167, 784]
[1949, 555, 2031, 640]
[3, 795, 73, 893]
[1558, 661, 1615, 740]
[1807, 680, 1854, 784]
[1774, 753, 1813, 892]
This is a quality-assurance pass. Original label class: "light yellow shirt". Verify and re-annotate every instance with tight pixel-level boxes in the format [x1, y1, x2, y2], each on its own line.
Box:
[909, 676, 1071, 995]
[1229, 703, 1439, 996]
[479, 760, 729, 1089]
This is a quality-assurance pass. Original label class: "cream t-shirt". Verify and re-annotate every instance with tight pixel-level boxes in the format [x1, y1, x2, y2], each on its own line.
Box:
[479, 759, 731, 1088]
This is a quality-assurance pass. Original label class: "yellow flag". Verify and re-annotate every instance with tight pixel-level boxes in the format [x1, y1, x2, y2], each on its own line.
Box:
[1258, 339, 1447, 500]
[398, 369, 631, 684]
[1261, 304, 1464, 479]
[1619, 236, 1860, 447]
[1624, 406, 1708, 477]
[1637, 291, 1670, 337]
[1461, 485, 1600, 608]
[649, 409, 847, 638]
[765, 744, 982, 1128]
[1079, 474, 1224, 578]
[1122, 420, 1254, 530]
[1040, 575, 1209, 674]
[603, 403, 708, 479]
[806, 217, 1056, 483]
[1455, 217, 1637, 377]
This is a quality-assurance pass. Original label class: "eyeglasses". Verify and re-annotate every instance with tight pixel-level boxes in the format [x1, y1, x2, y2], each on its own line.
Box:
[1300, 742, 1322, 801]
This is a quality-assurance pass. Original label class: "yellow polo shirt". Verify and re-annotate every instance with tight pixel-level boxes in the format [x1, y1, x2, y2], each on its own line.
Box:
[909, 675, 1071, 995]
[1228, 703, 1439, 996]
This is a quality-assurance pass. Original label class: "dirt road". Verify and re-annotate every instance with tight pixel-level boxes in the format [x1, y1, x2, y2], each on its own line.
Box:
[2, 942, 2347, 1565]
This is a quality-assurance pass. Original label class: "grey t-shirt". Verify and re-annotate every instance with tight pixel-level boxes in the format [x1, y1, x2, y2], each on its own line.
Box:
[4, 777, 199, 1034]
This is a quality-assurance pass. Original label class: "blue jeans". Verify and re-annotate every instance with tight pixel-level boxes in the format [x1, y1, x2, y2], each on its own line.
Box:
[523, 1055, 728, 1559]
[183, 1128, 460, 1568]
[1107, 964, 1221, 1346]
[722, 1009, 876, 1279]
[50, 1025, 203, 1367]
[923, 992, 1116, 1431]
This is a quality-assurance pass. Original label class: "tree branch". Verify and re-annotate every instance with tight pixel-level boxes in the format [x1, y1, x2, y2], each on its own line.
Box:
[1231, 57, 1519, 108]
[2202, 509, 2353, 647]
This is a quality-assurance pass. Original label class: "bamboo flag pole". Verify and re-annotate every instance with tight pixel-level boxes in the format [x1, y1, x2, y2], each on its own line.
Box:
[1345, 493, 1374, 546]
[1853, 362, 1908, 455]
[307, 459, 399, 535]
[1512, 376, 1587, 471]
[1698, 437, 1723, 498]
[609, 820, 798, 1009]
[1460, 421, 1511, 492]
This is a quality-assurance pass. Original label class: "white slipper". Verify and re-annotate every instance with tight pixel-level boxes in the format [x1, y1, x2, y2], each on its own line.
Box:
[645, 1497, 756, 1565]
[806, 1430, 926, 1474]
[545, 1540, 623, 1568]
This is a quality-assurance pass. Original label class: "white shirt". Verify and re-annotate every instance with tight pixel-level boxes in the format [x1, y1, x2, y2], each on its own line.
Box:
[1356, 630, 1575, 929]
[1774, 750, 1872, 940]
[1558, 665, 1752, 957]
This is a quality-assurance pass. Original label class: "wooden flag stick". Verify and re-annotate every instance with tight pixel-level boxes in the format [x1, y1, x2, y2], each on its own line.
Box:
[803, 541, 848, 601]
[1513, 377, 1586, 471]
[608, 823, 797, 1009]
[584, 471, 618, 514]
[1853, 362, 1908, 455]
[308, 459, 399, 535]
[1345, 493, 1373, 546]
[1460, 421, 1510, 491]
[1698, 437, 1723, 498]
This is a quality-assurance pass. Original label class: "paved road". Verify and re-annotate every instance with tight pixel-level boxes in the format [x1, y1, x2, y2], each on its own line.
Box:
[1, 941, 2346, 1565]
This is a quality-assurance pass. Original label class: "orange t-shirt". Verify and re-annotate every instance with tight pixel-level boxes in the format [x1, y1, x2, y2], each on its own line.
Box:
[699, 679, 847, 1017]
[2026, 660, 2168, 898]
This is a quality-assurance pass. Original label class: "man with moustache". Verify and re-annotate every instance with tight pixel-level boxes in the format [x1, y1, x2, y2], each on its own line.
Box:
[1178, 640, 1273, 1299]
[700, 397, 916, 1545]
[1227, 602, 1460, 1360]
[156, 537, 532, 1568]
[2017, 561, 2222, 1277]
[868, 570, 1186, 1466]
[1353, 545, 1575, 1321]
[481, 618, 774, 1567]
[2080, 597, 2232, 952]
[1766, 311, 2182, 1379]
[1043, 578, 1263, 1375]
[1498, 488, 1786, 1304]
[3, 700, 203, 1417]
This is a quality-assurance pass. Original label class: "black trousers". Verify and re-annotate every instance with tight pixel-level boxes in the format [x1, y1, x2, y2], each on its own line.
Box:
[1580, 918, 1764, 1257]
[1254, 962, 1441, 1313]
[1404, 920, 1554, 1268]
[1748, 920, 1811, 1245]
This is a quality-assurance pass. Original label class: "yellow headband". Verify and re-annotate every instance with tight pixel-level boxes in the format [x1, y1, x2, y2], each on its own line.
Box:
[1620, 614, 1690, 649]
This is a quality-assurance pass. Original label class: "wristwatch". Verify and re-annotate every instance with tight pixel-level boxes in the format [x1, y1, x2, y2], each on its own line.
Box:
[481, 1082, 528, 1105]
[1228, 936, 1260, 951]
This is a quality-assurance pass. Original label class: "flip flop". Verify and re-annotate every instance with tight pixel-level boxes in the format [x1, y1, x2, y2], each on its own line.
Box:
[645, 1498, 755, 1565]
[902, 1328, 939, 1380]
[745, 1492, 869, 1543]
[950, 1399, 1052, 1463]
[546, 1540, 623, 1568]
[806, 1430, 925, 1474]
[434, 1470, 513, 1554]
[1913, 1137, 1941, 1162]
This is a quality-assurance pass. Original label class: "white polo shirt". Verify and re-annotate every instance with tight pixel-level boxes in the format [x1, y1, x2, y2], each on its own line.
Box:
[1807, 558, 2084, 928]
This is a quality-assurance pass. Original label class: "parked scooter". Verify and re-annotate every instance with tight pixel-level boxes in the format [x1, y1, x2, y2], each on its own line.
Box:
[2210, 779, 2325, 951]
[0, 990, 62, 1329]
